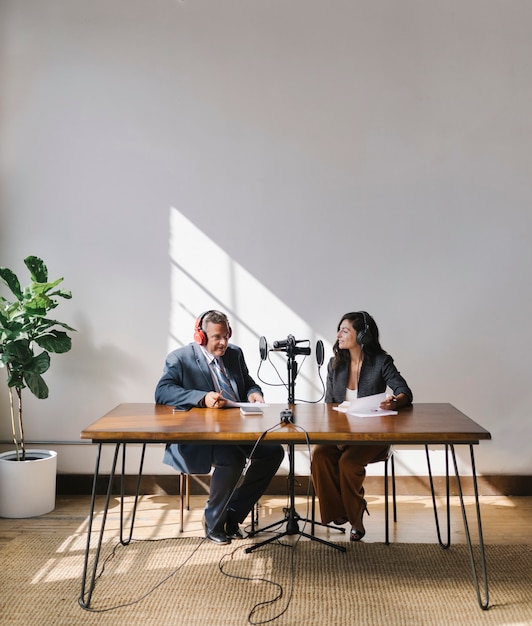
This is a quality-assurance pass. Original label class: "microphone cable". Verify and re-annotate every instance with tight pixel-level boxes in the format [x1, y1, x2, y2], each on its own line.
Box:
[81, 425, 282, 614]
[294, 364, 326, 404]
[256, 355, 290, 392]
[208, 421, 283, 532]
[80, 422, 315, 621]
[257, 352, 326, 404]
[218, 421, 315, 625]
[80, 533, 208, 613]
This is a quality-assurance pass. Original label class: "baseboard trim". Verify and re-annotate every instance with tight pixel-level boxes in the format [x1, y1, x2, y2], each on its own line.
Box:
[57, 474, 532, 497]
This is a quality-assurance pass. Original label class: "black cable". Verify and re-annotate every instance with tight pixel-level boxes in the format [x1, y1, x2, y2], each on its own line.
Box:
[80, 535, 208, 613]
[218, 541, 295, 625]
[257, 352, 326, 404]
[257, 356, 289, 390]
[81, 423, 315, 622]
[209, 421, 282, 531]
[81, 424, 283, 613]
[218, 421, 314, 625]
[294, 363, 326, 404]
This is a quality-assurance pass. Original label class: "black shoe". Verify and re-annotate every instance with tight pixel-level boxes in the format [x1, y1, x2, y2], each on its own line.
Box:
[350, 499, 370, 542]
[226, 519, 245, 539]
[203, 516, 231, 545]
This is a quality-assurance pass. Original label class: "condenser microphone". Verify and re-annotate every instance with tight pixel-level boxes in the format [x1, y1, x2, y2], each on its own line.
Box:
[273, 335, 307, 349]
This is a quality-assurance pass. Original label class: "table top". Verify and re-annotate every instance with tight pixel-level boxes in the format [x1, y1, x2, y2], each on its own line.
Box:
[80, 403, 491, 446]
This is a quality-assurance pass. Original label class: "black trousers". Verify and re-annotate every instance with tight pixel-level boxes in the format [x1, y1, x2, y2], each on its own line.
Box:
[204, 443, 285, 529]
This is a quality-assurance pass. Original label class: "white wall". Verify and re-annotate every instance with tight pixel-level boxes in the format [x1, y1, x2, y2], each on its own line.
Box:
[1, 0, 531, 479]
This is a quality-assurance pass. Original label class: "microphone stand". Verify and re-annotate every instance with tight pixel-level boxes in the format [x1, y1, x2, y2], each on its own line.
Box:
[245, 339, 346, 553]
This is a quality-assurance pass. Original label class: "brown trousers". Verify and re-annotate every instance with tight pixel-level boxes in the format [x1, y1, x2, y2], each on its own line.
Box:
[311, 444, 389, 526]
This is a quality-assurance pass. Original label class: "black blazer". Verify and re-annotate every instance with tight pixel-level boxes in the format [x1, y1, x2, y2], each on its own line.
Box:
[324, 352, 413, 404]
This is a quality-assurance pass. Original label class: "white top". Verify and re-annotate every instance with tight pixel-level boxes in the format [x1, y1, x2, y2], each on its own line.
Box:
[345, 388, 358, 402]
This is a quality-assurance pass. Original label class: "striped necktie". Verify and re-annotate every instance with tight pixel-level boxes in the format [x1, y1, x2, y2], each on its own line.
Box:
[212, 358, 238, 401]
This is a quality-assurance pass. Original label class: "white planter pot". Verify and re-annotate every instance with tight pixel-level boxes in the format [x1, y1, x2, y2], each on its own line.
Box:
[0, 449, 58, 518]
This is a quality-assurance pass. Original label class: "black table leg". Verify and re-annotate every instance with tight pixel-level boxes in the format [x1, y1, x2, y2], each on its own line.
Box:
[79, 443, 146, 609]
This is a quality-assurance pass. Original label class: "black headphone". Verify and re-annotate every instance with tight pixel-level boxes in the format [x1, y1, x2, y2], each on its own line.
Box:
[194, 310, 232, 346]
[356, 311, 372, 346]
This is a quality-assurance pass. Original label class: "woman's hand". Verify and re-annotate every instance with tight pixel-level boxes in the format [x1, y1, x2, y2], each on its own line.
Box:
[380, 395, 398, 410]
[380, 392, 409, 411]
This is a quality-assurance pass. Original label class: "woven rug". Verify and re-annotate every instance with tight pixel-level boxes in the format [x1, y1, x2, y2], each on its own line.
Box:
[0, 534, 530, 626]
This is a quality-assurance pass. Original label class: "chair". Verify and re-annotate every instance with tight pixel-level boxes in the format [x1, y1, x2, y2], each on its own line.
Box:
[178, 472, 259, 533]
[382, 447, 397, 544]
[311, 447, 397, 544]
[179, 472, 192, 533]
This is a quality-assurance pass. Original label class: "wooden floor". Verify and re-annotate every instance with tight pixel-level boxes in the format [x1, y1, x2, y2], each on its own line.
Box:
[1, 494, 530, 548]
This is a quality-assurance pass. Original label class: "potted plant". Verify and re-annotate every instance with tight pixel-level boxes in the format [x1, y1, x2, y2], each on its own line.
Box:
[0, 255, 75, 517]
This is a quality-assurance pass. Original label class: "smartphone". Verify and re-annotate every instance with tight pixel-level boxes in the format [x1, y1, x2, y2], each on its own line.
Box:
[240, 406, 264, 416]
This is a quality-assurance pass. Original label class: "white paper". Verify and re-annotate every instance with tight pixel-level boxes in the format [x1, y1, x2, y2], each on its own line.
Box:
[333, 401, 351, 413]
[335, 393, 398, 418]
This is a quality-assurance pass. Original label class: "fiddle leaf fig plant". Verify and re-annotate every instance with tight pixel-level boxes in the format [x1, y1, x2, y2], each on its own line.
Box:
[0, 256, 75, 460]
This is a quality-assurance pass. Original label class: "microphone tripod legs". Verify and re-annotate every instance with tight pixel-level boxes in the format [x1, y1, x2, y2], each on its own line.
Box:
[244, 444, 346, 554]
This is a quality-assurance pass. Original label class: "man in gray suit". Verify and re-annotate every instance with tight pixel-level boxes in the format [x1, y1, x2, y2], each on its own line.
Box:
[155, 310, 284, 544]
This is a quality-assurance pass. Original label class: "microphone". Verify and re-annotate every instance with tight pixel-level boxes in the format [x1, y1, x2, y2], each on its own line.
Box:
[273, 335, 308, 349]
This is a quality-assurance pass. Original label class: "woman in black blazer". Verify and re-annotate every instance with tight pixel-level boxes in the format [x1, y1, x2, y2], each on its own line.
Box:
[311, 311, 413, 541]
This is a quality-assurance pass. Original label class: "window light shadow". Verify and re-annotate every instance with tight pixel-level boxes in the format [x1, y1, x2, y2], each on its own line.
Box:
[168, 207, 330, 405]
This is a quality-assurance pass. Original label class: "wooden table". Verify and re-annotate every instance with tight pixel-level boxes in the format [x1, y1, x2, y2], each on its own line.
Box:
[80, 402, 490, 445]
[79, 403, 491, 610]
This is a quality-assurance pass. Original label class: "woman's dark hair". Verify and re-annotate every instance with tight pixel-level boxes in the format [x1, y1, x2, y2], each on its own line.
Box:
[332, 311, 384, 369]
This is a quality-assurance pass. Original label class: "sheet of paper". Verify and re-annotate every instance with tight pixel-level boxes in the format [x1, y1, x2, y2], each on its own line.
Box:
[333, 401, 351, 413]
[334, 393, 398, 418]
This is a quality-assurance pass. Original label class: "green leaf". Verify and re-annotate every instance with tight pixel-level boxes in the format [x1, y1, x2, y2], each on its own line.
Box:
[24, 372, 49, 399]
[3, 339, 33, 366]
[32, 277, 64, 296]
[35, 331, 72, 353]
[7, 369, 25, 389]
[0, 267, 23, 299]
[51, 289, 72, 300]
[24, 256, 48, 283]
[23, 317, 76, 335]
[53, 320, 76, 332]
[25, 293, 55, 314]
[29, 350, 51, 375]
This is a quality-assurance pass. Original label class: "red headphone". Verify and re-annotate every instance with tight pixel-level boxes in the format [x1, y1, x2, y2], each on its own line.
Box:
[193, 310, 232, 346]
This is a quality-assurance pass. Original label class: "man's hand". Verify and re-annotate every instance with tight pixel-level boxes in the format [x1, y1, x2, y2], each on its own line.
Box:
[247, 392, 265, 403]
[204, 391, 226, 408]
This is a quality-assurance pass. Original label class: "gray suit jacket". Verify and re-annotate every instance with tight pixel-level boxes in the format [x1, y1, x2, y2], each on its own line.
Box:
[324, 352, 413, 404]
[155, 342, 262, 473]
